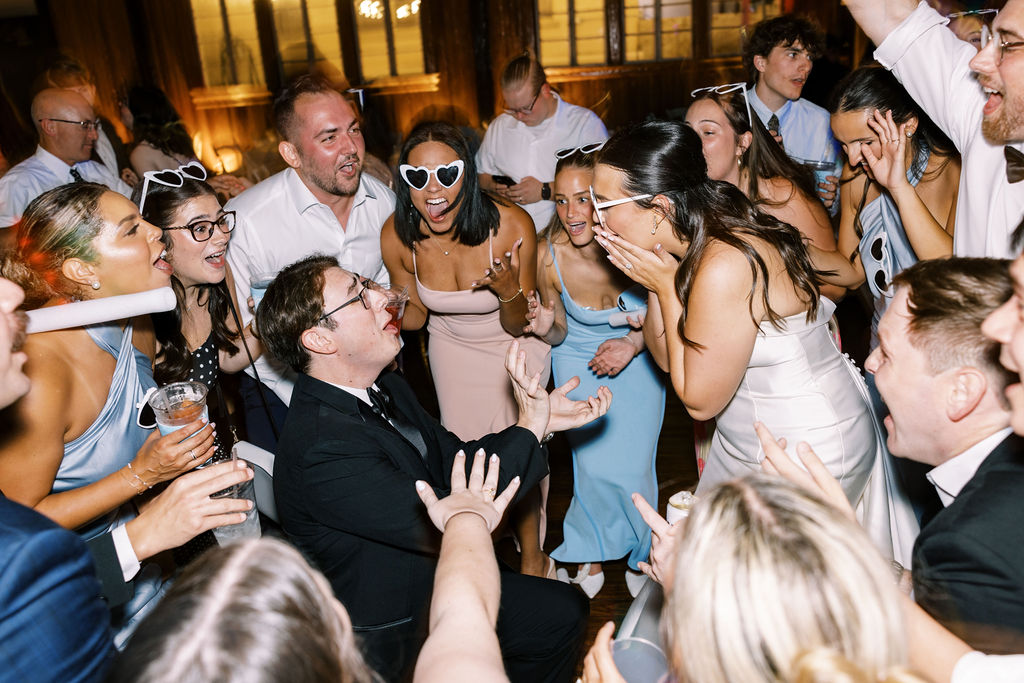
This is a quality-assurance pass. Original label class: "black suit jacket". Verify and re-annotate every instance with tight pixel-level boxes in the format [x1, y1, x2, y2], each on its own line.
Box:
[274, 371, 549, 629]
[912, 432, 1024, 654]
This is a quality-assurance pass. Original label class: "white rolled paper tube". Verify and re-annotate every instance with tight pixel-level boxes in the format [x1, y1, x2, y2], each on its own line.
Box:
[26, 287, 177, 334]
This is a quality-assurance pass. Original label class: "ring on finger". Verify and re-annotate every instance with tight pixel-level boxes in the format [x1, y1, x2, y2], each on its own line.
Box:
[188, 448, 197, 460]
[624, 262, 633, 270]
[482, 486, 496, 496]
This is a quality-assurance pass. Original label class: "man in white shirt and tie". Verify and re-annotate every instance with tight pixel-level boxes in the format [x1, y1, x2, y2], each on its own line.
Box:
[225, 74, 396, 448]
[0, 88, 130, 236]
[846, 0, 1024, 258]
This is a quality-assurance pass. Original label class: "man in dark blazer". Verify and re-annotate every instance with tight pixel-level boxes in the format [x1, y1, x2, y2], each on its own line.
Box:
[258, 255, 610, 682]
[866, 258, 1024, 653]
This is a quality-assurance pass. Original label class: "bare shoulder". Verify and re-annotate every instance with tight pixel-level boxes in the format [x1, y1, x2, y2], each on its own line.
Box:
[694, 240, 756, 294]
[495, 202, 536, 248]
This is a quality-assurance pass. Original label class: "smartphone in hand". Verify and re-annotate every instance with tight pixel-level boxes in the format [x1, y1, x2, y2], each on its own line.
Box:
[492, 174, 515, 186]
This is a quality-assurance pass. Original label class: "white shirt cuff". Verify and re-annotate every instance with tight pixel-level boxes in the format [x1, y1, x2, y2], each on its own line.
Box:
[111, 523, 141, 582]
[874, 1, 949, 70]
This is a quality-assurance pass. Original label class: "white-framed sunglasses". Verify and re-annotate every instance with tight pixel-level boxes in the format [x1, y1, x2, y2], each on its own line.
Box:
[398, 160, 465, 191]
[555, 141, 606, 159]
[138, 161, 208, 215]
[690, 82, 753, 128]
[588, 185, 652, 230]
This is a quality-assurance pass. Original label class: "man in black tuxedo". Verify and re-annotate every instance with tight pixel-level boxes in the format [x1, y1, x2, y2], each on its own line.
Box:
[257, 254, 610, 682]
[865, 258, 1024, 654]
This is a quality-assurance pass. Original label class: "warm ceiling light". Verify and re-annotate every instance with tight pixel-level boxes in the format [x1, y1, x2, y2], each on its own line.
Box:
[358, 0, 383, 20]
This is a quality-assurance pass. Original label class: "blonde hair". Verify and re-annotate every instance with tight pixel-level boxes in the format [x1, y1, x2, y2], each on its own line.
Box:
[109, 539, 378, 683]
[0, 182, 107, 308]
[664, 475, 924, 683]
[500, 50, 546, 93]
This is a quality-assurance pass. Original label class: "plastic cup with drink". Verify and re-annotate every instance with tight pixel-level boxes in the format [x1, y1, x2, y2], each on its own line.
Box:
[665, 490, 697, 525]
[378, 283, 409, 332]
[249, 271, 276, 310]
[611, 636, 671, 683]
[147, 381, 261, 543]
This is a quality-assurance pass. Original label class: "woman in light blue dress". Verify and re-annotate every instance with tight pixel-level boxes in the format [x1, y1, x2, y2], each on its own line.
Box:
[527, 148, 665, 598]
[0, 183, 218, 645]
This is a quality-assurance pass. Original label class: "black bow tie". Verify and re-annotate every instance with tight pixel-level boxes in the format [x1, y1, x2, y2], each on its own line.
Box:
[1006, 146, 1024, 183]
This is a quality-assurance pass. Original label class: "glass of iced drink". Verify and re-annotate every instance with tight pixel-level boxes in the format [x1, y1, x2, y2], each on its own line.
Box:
[249, 271, 276, 310]
[211, 448, 262, 544]
[148, 381, 209, 437]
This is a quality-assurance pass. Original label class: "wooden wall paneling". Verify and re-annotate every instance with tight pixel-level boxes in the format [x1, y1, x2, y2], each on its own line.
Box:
[45, 0, 141, 141]
[485, 0, 538, 119]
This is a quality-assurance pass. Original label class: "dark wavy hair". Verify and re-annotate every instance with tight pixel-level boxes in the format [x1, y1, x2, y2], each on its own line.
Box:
[690, 90, 820, 209]
[133, 178, 241, 384]
[540, 148, 598, 243]
[393, 121, 501, 248]
[123, 85, 195, 161]
[743, 15, 824, 84]
[830, 65, 958, 256]
[597, 120, 823, 347]
[256, 254, 338, 374]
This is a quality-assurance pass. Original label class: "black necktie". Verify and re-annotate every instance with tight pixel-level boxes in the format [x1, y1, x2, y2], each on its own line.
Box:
[767, 113, 780, 135]
[368, 385, 428, 461]
[1006, 146, 1024, 184]
[69, 166, 84, 183]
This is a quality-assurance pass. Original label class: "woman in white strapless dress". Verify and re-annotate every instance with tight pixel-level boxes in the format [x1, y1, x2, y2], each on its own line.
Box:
[590, 120, 917, 564]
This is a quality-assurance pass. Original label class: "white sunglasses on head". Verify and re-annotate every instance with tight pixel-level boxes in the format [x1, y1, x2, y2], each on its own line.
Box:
[398, 160, 465, 190]
[555, 141, 606, 159]
[690, 82, 753, 128]
[137, 161, 208, 215]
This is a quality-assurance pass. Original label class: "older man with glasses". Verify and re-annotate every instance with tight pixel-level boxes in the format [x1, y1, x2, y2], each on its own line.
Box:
[0, 88, 130, 234]
[477, 53, 608, 233]
[847, 0, 1024, 259]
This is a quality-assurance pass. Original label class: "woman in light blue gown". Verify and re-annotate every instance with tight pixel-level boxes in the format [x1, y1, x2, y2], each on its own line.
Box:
[527, 148, 665, 598]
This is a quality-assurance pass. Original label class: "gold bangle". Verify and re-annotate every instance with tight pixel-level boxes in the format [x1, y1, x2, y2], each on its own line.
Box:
[498, 287, 523, 304]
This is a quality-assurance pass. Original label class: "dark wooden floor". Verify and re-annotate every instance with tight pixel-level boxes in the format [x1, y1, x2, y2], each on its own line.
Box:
[400, 330, 698, 674]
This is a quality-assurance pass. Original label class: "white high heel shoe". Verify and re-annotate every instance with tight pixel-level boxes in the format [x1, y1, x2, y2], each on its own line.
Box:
[559, 563, 605, 598]
[624, 568, 648, 598]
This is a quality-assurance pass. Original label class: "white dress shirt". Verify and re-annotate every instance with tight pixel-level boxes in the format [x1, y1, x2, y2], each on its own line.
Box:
[0, 145, 132, 228]
[927, 427, 1013, 507]
[875, 2, 1024, 258]
[476, 94, 608, 232]
[953, 650, 1024, 682]
[110, 523, 141, 582]
[225, 167, 396, 404]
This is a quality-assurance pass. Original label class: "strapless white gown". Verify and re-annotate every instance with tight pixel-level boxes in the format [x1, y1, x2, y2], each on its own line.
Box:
[695, 298, 918, 565]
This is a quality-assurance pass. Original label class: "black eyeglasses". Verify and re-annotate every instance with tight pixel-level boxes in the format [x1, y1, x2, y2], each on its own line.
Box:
[39, 117, 102, 132]
[980, 25, 1024, 64]
[504, 87, 542, 116]
[166, 211, 236, 242]
[318, 277, 376, 322]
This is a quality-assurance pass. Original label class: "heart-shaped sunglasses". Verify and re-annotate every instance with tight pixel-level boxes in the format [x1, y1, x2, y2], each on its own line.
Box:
[398, 160, 465, 191]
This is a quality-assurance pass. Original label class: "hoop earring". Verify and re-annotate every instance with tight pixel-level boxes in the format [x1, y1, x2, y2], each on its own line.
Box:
[91, 281, 101, 290]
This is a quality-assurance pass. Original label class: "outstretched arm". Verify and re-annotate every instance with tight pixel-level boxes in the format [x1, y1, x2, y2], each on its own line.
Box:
[845, 0, 918, 46]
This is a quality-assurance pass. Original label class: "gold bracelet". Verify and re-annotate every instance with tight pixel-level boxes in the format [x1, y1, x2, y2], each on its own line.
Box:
[126, 462, 152, 491]
[498, 287, 523, 304]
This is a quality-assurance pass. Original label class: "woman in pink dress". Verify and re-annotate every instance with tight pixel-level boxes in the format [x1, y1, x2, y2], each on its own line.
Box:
[381, 121, 552, 577]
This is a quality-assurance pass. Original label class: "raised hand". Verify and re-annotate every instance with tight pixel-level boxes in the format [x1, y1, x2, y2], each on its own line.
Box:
[471, 238, 524, 303]
[506, 339, 550, 441]
[818, 174, 839, 209]
[582, 621, 628, 683]
[862, 109, 911, 193]
[415, 449, 521, 533]
[593, 229, 678, 295]
[632, 493, 680, 585]
[524, 290, 556, 337]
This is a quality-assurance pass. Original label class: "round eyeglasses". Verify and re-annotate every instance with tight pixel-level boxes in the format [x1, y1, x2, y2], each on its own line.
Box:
[165, 211, 236, 242]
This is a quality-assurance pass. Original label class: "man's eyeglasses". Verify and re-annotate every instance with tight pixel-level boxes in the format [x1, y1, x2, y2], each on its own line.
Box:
[318, 277, 379, 322]
[555, 141, 605, 159]
[504, 87, 543, 116]
[138, 161, 208, 215]
[165, 211, 236, 242]
[979, 24, 1024, 65]
[588, 186, 653, 230]
[690, 82, 753, 128]
[39, 117, 102, 132]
